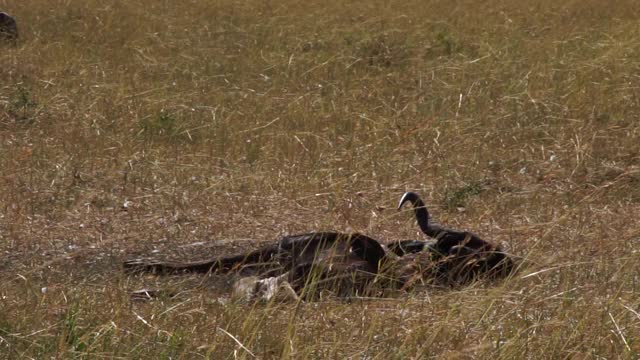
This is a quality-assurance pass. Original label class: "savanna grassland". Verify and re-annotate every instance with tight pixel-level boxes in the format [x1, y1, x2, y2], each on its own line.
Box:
[1, 0, 640, 358]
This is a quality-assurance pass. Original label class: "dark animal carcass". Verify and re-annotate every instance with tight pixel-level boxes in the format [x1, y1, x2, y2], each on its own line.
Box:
[124, 192, 515, 301]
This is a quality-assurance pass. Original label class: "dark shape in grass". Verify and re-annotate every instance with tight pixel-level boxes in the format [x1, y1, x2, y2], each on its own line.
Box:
[125, 232, 392, 300]
[398, 191, 514, 283]
[124, 193, 515, 300]
[0, 12, 18, 46]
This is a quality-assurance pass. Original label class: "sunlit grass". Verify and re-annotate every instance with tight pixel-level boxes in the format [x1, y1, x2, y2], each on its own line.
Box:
[1, 0, 640, 357]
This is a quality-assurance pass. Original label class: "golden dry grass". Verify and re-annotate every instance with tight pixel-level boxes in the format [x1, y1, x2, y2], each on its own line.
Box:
[1, 0, 640, 358]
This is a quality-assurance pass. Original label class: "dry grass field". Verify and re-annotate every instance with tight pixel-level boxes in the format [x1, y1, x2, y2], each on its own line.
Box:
[1, 0, 640, 358]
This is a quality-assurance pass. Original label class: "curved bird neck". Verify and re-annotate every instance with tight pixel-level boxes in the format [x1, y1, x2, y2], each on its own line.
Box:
[399, 192, 440, 237]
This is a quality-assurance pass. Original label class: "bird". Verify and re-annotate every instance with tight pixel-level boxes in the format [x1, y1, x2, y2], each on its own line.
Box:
[397, 191, 514, 283]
